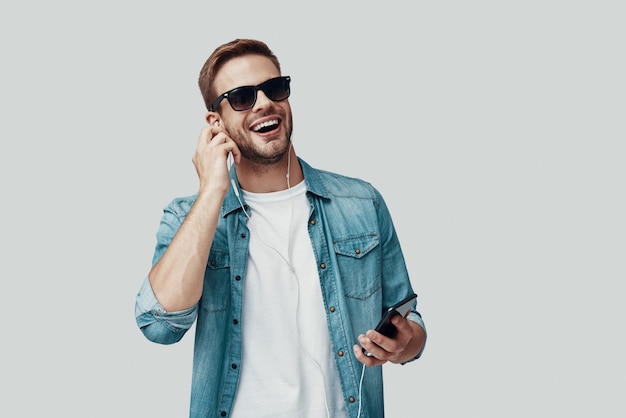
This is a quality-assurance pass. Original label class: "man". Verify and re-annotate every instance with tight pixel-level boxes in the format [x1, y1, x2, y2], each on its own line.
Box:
[135, 38, 427, 418]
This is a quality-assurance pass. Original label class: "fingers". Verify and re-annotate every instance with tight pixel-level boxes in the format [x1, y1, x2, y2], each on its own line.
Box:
[390, 314, 413, 339]
[198, 124, 225, 146]
[192, 125, 240, 195]
[195, 125, 237, 159]
[198, 124, 241, 160]
[352, 343, 386, 366]
[354, 316, 412, 364]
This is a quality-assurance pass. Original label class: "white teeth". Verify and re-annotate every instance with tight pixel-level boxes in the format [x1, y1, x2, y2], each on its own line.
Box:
[252, 119, 278, 132]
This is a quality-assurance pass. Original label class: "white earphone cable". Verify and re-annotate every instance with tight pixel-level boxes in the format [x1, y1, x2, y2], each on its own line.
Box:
[357, 362, 366, 418]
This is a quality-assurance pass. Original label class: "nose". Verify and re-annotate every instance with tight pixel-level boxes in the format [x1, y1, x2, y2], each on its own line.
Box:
[253, 89, 272, 110]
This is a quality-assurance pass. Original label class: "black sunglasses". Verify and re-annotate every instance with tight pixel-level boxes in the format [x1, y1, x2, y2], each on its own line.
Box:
[209, 76, 291, 112]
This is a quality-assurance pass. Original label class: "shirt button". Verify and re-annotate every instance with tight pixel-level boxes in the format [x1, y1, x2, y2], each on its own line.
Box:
[329, 306, 335, 313]
[235, 275, 241, 281]
[355, 249, 361, 254]
[310, 219, 316, 225]
[231, 364, 237, 369]
[210, 259, 216, 266]
[349, 396, 356, 403]
[320, 263, 326, 269]
[221, 412, 227, 417]
[338, 351, 344, 357]
[233, 319, 238, 325]
[240, 233, 246, 238]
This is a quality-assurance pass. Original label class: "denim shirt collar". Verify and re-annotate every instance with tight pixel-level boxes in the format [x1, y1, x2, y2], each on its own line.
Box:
[222, 157, 331, 218]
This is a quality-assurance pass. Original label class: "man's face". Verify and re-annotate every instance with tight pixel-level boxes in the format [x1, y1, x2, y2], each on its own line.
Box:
[212, 54, 293, 165]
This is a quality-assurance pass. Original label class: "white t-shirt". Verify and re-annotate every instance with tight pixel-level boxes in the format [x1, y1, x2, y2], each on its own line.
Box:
[230, 181, 348, 418]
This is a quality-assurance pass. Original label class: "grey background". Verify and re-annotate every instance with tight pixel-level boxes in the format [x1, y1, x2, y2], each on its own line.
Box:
[1, 1, 624, 417]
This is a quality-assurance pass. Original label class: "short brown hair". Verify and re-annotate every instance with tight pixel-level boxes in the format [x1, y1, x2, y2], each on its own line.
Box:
[198, 39, 282, 111]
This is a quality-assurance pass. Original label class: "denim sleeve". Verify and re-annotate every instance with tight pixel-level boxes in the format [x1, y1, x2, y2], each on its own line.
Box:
[374, 187, 427, 363]
[152, 200, 190, 266]
[135, 276, 198, 345]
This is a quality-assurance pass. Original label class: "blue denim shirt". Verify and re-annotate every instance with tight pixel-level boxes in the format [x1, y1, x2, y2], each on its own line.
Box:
[135, 158, 426, 418]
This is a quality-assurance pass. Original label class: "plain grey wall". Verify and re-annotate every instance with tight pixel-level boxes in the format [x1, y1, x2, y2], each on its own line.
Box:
[1, 1, 624, 417]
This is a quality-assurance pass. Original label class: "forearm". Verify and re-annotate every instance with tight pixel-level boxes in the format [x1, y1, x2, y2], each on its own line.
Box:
[149, 192, 222, 311]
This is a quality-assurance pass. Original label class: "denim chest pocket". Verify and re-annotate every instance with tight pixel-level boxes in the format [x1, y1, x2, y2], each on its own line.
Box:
[200, 248, 231, 312]
[333, 234, 381, 300]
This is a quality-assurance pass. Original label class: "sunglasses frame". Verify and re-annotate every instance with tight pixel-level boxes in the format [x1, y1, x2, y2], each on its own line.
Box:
[208, 76, 291, 112]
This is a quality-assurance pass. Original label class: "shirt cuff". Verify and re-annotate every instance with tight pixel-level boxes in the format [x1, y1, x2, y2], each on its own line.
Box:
[135, 276, 197, 330]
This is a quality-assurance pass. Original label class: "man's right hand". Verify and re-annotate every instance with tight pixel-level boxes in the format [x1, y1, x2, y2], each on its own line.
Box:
[192, 123, 241, 197]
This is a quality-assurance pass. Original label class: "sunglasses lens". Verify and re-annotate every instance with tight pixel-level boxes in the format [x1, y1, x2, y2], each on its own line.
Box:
[228, 87, 256, 111]
[263, 77, 290, 101]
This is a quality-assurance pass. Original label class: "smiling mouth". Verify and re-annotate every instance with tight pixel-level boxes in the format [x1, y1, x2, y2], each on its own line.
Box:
[252, 119, 279, 133]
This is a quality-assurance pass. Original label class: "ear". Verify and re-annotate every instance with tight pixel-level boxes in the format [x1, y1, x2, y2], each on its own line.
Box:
[205, 112, 220, 126]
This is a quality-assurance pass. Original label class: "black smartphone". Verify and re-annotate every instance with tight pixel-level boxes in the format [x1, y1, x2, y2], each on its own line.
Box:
[363, 293, 417, 356]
